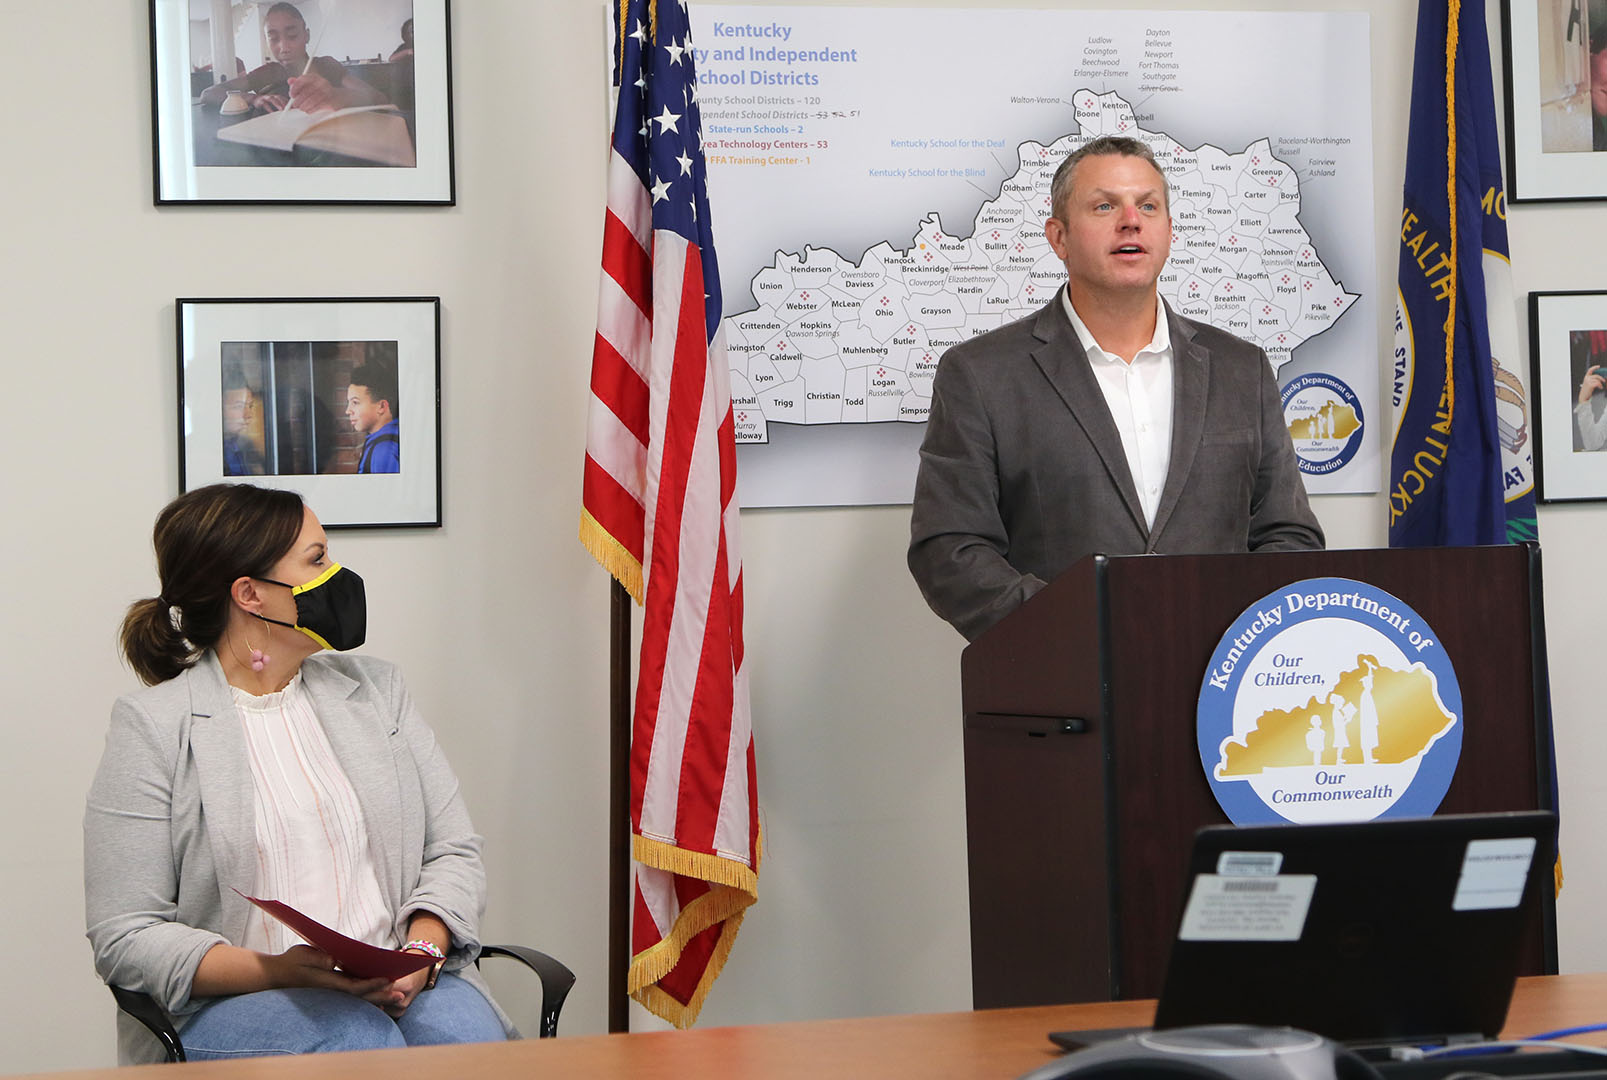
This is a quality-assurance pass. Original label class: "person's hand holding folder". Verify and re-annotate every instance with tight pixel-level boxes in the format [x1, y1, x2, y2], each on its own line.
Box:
[238, 892, 438, 982]
[271, 944, 392, 997]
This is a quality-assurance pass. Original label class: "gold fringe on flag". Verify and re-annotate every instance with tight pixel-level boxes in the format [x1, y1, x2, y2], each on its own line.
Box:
[616, 0, 627, 82]
[579, 510, 644, 604]
[626, 828, 763, 1028]
[631, 908, 749, 1028]
[1441, 0, 1460, 427]
[632, 832, 761, 894]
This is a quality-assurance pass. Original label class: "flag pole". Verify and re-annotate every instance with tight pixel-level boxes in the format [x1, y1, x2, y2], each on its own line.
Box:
[609, 578, 631, 1033]
[604, 0, 632, 1032]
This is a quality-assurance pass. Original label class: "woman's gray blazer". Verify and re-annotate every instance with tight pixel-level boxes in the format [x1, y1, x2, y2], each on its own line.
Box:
[85, 651, 513, 1063]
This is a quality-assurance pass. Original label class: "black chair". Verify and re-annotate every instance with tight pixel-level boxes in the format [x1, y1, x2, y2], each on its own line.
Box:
[109, 945, 576, 1063]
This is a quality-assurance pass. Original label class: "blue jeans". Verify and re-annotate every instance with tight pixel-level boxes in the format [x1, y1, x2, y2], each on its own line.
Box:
[180, 973, 506, 1060]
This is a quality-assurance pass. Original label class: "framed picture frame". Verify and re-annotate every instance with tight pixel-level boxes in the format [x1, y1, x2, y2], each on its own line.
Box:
[1501, 0, 1607, 202]
[149, 0, 454, 204]
[1530, 290, 1607, 501]
[178, 296, 442, 527]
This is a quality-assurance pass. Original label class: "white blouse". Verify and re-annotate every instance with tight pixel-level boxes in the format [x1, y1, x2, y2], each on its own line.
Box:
[231, 672, 396, 955]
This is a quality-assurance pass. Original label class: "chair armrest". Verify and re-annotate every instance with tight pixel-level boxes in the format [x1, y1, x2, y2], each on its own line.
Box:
[476, 945, 576, 1038]
[108, 986, 186, 1063]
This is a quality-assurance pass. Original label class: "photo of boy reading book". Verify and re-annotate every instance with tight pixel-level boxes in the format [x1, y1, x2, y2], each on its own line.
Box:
[191, 0, 417, 168]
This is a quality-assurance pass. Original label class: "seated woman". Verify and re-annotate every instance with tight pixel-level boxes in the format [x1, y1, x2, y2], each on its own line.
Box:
[85, 484, 511, 1063]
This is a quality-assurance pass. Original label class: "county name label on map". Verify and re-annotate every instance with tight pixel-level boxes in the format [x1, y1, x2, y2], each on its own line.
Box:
[724, 90, 1359, 443]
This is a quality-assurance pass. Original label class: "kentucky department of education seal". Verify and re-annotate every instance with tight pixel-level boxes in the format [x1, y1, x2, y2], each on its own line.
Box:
[1197, 576, 1462, 825]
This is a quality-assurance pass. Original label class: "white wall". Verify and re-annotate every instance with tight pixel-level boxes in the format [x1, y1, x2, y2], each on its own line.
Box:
[3, 0, 1603, 1072]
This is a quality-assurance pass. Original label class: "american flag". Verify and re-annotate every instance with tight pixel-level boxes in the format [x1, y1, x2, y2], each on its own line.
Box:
[581, 0, 760, 1028]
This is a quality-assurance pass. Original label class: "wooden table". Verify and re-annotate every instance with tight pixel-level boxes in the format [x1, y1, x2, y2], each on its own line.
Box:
[32, 975, 1607, 1080]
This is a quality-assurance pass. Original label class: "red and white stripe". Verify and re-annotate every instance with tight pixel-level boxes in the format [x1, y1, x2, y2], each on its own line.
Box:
[584, 157, 655, 577]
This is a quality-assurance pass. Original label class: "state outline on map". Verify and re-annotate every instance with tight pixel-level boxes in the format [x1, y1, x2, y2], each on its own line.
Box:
[725, 88, 1360, 445]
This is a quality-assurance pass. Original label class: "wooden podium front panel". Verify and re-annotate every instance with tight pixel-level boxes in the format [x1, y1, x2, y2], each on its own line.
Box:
[963, 722, 1111, 1007]
[961, 557, 1111, 1008]
[1102, 545, 1551, 999]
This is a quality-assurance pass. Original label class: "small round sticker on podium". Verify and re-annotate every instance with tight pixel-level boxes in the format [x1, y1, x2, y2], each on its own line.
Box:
[1196, 576, 1462, 825]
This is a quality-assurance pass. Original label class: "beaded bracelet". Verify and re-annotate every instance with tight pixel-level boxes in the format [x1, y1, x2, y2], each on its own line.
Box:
[403, 939, 446, 960]
[403, 938, 447, 990]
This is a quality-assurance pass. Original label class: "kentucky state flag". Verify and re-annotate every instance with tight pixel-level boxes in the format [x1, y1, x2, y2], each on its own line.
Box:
[1390, 0, 1537, 546]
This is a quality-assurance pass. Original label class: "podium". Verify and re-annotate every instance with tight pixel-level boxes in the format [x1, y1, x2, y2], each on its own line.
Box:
[961, 545, 1558, 1010]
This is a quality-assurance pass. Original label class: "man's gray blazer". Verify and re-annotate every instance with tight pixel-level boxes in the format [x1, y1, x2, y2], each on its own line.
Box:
[84, 651, 514, 1063]
[909, 295, 1324, 641]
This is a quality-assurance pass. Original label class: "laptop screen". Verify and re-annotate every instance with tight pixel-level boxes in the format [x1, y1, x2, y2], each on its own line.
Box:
[1152, 811, 1556, 1044]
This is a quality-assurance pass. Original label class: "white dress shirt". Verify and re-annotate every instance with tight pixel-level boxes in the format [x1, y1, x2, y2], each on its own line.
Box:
[1061, 288, 1174, 529]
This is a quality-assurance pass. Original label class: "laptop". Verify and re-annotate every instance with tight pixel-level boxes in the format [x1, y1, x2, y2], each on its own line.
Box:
[1052, 811, 1556, 1051]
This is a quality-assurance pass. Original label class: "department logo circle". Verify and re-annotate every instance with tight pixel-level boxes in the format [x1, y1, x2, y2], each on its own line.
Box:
[1196, 577, 1461, 825]
[1281, 372, 1364, 476]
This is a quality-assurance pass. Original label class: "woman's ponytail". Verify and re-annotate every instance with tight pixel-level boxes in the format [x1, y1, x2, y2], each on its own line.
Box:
[119, 597, 195, 686]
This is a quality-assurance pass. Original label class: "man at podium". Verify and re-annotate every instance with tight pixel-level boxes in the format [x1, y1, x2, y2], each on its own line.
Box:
[908, 136, 1323, 641]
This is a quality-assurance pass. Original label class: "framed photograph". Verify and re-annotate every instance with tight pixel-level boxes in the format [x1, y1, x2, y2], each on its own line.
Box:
[178, 297, 442, 527]
[1502, 0, 1607, 201]
[1529, 290, 1607, 501]
[149, 0, 454, 204]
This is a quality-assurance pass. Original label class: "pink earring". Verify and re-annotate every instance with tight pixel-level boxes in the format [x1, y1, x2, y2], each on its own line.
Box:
[247, 638, 271, 672]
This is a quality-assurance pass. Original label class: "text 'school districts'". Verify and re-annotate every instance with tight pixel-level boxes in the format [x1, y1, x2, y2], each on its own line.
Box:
[695, 20, 860, 88]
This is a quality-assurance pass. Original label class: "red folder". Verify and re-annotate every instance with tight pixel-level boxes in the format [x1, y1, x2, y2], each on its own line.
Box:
[237, 891, 436, 982]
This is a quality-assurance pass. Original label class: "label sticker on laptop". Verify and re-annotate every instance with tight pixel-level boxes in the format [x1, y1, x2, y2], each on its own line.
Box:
[1216, 851, 1283, 876]
[1177, 874, 1317, 941]
[1452, 837, 1538, 911]
[1196, 577, 1463, 826]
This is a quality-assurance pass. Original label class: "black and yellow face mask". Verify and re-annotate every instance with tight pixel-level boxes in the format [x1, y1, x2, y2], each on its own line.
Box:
[252, 563, 367, 652]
